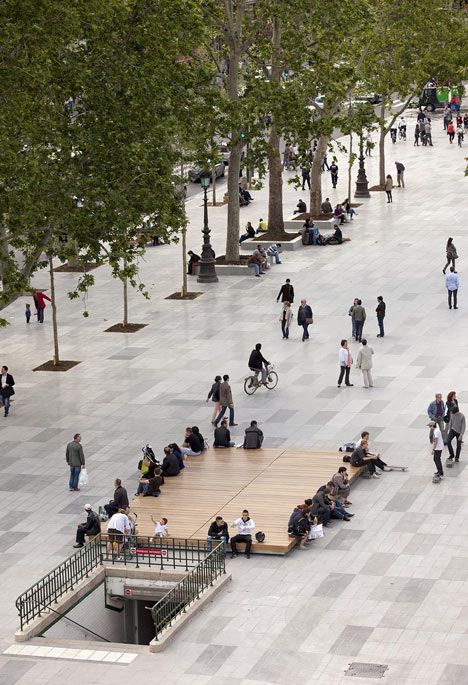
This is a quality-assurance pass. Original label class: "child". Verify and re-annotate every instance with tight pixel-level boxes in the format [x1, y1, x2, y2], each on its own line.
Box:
[25, 303, 31, 324]
[151, 516, 169, 538]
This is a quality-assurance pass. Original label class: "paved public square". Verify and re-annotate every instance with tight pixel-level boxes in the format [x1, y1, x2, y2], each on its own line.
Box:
[1, 111, 468, 684]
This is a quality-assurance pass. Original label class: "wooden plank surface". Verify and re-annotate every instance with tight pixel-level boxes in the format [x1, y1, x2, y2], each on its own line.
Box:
[122, 447, 359, 555]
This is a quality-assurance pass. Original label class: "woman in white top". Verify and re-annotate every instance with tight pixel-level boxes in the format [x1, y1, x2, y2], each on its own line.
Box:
[338, 339, 353, 387]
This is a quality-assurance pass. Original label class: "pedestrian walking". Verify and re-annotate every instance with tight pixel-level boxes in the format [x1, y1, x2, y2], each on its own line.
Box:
[365, 137, 372, 156]
[356, 339, 374, 388]
[215, 375, 237, 427]
[297, 299, 313, 341]
[322, 153, 330, 171]
[445, 267, 459, 309]
[443, 109, 452, 131]
[350, 299, 366, 342]
[33, 290, 51, 324]
[66, 433, 85, 491]
[206, 375, 222, 425]
[276, 278, 294, 303]
[427, 393, 446, 442]
[428, 421, 444, 480]
[445, 391, 458, 427]
[330, 161, 338, 188]
[376, 296, 386, 337]
[442, 237, 458, 274]
[25, 303, 31, 323]
[0, 365, 15, 418]
[301, 165, 311, 190]
[348, 298, 359, 339]
[279, 301, 293, 339]
[457, 125, 464, 147]
[385, 175, 393, 203]
[337, 339, 353, 388]
[447, 406, 465, 463]
[395, 161, 405, 187]
[414, 123, 420, 146]
[447, 121, 455, 143]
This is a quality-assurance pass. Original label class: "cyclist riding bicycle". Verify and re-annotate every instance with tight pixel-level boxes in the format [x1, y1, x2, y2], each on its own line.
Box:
[248, 343, 270, 385]
[398, 117, 407, 138]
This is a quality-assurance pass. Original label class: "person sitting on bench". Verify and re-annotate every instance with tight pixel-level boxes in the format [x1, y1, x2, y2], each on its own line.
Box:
[214, 418, 235, 447]
[321, 197, 333, 214]
[326, 223, 343, 245]
[243, 420, 264, 449]
[310, 487, 335, 527]
[230, 509, 255, 558]
[240, 221, 256, 243]
[316, 484, 352, 520]
[187, 250, 200, 275]
[358, 431, 390, 473]
[74, 504, 101, 548]
[351, 437, 387, 478]
[334, 204, 347, 224]
[266, 243, 282, 264]
[331, 467, 352, 505]
[207, 516, 229, 552]
[293, 199, 307, 214]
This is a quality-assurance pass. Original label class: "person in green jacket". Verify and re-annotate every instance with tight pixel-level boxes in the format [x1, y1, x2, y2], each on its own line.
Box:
[66, 433, 85, 491]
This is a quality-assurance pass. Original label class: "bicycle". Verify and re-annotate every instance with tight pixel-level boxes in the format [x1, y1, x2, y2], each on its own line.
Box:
[244, 365, 278, 395]
[398, 127, 406, 140]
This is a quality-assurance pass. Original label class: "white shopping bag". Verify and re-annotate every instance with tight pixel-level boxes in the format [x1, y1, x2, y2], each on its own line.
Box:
[78, 467, 89, 487]
[309, 524, 324, 540]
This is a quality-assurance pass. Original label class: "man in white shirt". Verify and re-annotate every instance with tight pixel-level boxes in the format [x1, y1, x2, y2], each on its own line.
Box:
[107, 508, 131, 555]
[445, 267, 459, 310]
[230, 510, 255, 559]
[428, 420, 444, 478]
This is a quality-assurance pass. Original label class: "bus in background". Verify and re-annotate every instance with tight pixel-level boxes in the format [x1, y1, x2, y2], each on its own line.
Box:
[419, 84, 462, 112]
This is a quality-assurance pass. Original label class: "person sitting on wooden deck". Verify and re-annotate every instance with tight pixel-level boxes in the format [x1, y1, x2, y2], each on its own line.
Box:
[213, 418, 235, 448]
[230, 510, 255, 559]
[207, 516, 229, 553]
[243, 420, 264, 449]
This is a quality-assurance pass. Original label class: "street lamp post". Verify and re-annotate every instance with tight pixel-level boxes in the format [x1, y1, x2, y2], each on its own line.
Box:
[197, 172, 218, 283]
[354, 133, 370, 198]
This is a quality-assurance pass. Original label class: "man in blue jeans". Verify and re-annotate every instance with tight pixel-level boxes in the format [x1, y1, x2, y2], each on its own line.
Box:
[66, 433, 85, 491]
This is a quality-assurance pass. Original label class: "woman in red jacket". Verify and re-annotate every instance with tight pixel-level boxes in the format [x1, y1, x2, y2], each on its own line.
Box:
[33, 290, 51, 323]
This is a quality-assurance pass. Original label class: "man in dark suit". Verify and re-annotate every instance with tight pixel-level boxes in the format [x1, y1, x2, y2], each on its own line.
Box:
[0, 366, 15, 417]
[276, 279, 294, 303]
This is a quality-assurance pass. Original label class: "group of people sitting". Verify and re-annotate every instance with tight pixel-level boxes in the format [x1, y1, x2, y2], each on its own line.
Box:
[239, 179, 254, 206]
[247, 243, 282, 276]
[300, 219, 343, 246]
[288, 431, 389, 549]
[239, 218, 268, 242]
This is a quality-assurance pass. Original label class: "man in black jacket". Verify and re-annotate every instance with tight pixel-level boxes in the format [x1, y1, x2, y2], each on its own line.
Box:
[248, 343, 270, 385]
[376, 295, 386, 337]
[162, 447, 181, 476]
[74, 504, 101, 548]
[276, 279, 294, 304]
[207, 516, 229, 552]
[213, 419, 235, 447]
[0, 365, 15, 417]
[104, 479, 129, 517]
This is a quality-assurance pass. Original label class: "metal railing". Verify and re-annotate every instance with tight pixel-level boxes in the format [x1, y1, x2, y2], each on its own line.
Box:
[16, 536, 220, 631]
[151, 541, 225, 640]
[16, 535, 102, 631]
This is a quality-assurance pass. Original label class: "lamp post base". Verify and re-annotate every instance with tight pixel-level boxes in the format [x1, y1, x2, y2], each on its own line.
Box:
[197, 259, 218, 283]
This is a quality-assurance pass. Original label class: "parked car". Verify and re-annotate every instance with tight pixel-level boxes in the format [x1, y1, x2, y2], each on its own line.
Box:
[188, 161, 225, 182]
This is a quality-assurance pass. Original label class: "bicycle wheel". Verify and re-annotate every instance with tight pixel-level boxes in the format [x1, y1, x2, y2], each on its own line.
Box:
[264, 371, 278, 390]
[244, 377, 258, 395]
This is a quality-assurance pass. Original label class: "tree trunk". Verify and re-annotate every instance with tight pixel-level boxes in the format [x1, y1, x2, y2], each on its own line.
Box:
[48, 254, 60, 365]
[266, 16, 286, 238]
[267, 123, 286, 236]
[378, 100, 386, 187]
[309, 135, 328, 215]
[347, 133, 353, 200]
[181, 226, 187, 296]
[122, 257, 128, 326]
[224, 0, 245, 263]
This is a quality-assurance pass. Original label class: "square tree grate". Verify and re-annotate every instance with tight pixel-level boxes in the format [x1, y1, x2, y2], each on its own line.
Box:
[345, 663, 389, 679]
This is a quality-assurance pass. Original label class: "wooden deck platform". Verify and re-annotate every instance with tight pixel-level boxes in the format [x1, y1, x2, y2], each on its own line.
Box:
[124, 448, 362, 555]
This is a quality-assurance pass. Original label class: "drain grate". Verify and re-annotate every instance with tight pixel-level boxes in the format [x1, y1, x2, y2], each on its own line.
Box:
[345, 662, 388, 679]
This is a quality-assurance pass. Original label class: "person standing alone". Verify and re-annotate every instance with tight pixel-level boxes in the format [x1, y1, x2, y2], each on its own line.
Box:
[276, 279, 294, 304]
[356, 339, 374, 388]
[376, 296, 386, 337]
[338, 340, 353, 388]
[385, 175, 393, 203]
[330, 161, 338, 188]
[445, 267, 459, 309]
[428, 421, 444, 480]
[443, 238, 458, 274]
[66, 433, 85, 491]
[0, 366, 15, 418]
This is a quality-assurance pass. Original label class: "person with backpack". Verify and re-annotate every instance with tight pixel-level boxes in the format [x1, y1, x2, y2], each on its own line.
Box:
[206, 375, 222, 425]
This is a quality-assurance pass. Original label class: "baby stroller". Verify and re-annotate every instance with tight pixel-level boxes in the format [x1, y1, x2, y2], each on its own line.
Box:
[120, 512, 138, 561]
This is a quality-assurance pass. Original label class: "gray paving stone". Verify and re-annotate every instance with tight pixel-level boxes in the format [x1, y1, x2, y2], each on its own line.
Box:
[186, 645, 236, 675]
[325, 529, 364, 551]
[313, 573, 355, 598]
[329, 625, 374, 656]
